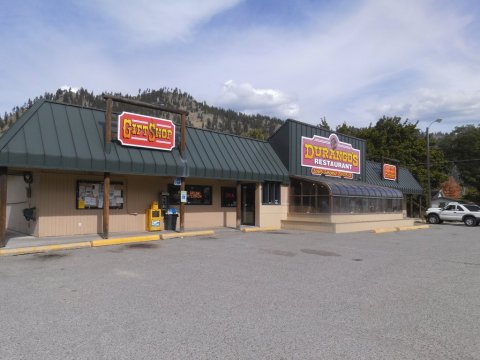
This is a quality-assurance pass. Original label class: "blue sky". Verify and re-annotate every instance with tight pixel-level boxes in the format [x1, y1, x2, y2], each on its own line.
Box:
[1, 0, 479, 132]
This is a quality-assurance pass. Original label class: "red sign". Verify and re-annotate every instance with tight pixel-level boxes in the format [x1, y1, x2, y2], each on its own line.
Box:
[117, 112, 175, 151]
[302, 134, 361, 176]
[383, 164, 397, 181]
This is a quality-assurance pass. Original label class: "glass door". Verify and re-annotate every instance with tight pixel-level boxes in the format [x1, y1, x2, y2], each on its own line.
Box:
[241, 184, 256, 225]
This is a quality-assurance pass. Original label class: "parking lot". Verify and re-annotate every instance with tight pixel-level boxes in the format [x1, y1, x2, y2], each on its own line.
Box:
[1, 225, 479, 359]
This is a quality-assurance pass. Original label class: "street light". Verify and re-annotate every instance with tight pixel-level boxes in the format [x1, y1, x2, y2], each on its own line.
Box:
[426, 118, 442, 208]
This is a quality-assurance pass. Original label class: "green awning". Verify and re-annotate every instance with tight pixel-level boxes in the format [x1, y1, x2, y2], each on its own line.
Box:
[0, 100, 289, 183]
[292, 175, 403, 198]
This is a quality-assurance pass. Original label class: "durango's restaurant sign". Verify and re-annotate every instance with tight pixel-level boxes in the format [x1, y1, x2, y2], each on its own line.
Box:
[301, 134, 361, 178]
[118, 112, 175, 151]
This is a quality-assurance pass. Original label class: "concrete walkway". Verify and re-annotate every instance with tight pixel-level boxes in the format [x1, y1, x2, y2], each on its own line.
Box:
[0, 228, 233, 256]
[1, 220, 427, 256]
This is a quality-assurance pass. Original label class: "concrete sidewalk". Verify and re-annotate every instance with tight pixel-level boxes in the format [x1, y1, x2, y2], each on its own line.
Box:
[1, 221, 428, 256]
[0, 228, 223, 256]
[1, 225, 285, 250]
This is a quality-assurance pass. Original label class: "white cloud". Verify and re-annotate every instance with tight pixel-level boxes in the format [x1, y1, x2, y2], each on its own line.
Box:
[217, 80, 299, 118]
[1, 0, 479, 134]
[370, 89, 480, 128]
[89, 0, 242, 44]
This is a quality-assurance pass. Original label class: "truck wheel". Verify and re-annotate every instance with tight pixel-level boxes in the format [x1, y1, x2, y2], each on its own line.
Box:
[427, 214, 440, 224]
[464, 216, 477, 227]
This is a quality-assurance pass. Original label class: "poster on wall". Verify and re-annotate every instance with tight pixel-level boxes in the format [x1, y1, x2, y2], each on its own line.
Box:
[301, 134, 361, 178]
[76, 181, 124, 209]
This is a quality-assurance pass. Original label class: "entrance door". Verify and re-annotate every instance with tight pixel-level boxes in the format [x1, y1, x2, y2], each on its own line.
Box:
[241, 184, 256, 226]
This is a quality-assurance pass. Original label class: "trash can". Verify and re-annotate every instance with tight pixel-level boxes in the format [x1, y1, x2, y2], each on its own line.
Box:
[164, 214, 178, 231]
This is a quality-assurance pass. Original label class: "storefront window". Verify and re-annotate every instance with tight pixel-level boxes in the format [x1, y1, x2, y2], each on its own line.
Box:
[167, 184, 212, 205]
[289, 179, 330, 213]
[221, 187, 237, 207]
[289, 179, 403, 214]
[262, 182, 281, 205]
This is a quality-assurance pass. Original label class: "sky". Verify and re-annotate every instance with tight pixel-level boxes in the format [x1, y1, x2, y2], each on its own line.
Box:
[1, 0, 480, 133]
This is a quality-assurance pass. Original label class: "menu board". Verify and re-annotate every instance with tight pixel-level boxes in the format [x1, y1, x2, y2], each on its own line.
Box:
[76, 181, 124, 209]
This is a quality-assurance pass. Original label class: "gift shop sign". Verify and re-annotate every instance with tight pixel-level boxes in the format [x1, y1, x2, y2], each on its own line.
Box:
[301, 134, 361, 176]
[118, 112, 175, 151]
[382, 163, 397, 181]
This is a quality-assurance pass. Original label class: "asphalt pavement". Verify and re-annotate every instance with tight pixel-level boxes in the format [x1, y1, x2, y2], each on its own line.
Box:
[1, 225, 479, 359]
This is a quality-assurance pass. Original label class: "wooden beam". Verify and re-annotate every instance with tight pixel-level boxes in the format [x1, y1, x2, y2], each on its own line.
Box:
[102, 94, 188, 116]
[104, 98, 113, 153]
[0, 167, 7, 247]
[419, 195, 422, 220]
[103, 172, 110, 239]
[236, 182, 241, 229]
[410, 195, 413, 218]
[102, 95, 190, 233]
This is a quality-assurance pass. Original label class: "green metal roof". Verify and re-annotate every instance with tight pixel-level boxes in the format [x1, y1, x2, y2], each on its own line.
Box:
[0, 100, 289, 183]
[365, 161, 423, 195]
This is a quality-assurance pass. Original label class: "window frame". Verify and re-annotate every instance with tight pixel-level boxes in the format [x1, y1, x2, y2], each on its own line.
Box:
[262, 181, 281, 205]
[167, 184, 213, 205]
[221, 187, 237, 208]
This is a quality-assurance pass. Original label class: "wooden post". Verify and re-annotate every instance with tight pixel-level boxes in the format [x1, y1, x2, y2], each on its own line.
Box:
[101, 95, 190, 233]
[419, 195, 422, 220]
[180, 177, 185, 232]
[236, 182, 241, 229]
[104, 98, 112, 153]
[410, 195, 413, 218]
[0, 167, 7, 248]
[179, 113, 187, 232]
[103, 172, 110, 239]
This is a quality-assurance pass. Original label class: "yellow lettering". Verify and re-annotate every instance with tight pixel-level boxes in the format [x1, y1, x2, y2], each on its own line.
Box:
[322, 148, 329, 159]
[304, 144, 314, 159]
[123, 119, 132, 139]
[148, 123, 156, 142]
[353, 154, 359, 167]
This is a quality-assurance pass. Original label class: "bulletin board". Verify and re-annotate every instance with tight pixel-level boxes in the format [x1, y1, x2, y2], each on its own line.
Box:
[76, 181, 124, 210]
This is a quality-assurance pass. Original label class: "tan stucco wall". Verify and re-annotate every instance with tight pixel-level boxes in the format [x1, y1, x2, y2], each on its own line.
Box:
[6, 174, 38, 235]
[257, 184, 288, 227]
[283, 211, 412, 233]
[171, 178, 237, 228]
[286, 211, 404, 223]
[35, 172, 238, 237]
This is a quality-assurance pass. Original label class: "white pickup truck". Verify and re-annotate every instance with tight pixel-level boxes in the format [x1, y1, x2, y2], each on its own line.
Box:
[426, 202, 480, 227]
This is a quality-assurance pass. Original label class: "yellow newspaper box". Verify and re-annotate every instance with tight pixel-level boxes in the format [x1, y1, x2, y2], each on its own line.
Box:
[146, 201, 163, 231]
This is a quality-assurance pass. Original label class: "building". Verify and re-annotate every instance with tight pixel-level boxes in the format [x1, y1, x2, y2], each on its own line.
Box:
[0, 100, 423, 246]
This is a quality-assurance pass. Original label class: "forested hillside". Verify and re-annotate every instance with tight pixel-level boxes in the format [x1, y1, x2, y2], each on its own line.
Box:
[0, 87, 284, 139]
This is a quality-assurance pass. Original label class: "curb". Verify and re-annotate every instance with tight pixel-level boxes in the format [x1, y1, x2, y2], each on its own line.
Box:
[160, 230, 215, 240]
[0, 241, 92, 256]
[241, 227, 281, 233]
[372, 227, 398, 234]
[397, 225, 430, 231]
[373, 224, 430, 234]
[0, 230, 216, 256]
[91, 235, 160, 247]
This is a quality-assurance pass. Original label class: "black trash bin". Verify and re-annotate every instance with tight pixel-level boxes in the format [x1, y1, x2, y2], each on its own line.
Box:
[164, 214, 178, 231]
